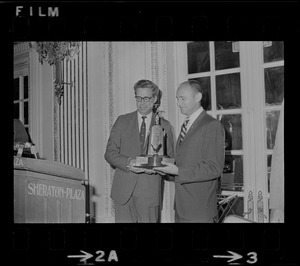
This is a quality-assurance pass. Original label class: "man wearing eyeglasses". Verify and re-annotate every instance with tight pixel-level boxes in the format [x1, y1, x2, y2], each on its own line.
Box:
[105, 80, 174, 223]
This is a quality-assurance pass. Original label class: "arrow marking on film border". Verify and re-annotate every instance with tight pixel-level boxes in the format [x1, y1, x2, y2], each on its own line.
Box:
[213, 250, 243, 263]
[67, 250, 93, 262]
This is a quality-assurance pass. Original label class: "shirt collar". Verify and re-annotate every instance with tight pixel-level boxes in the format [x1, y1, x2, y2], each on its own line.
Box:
[186, 106, 203, 128]
[137, 111, 152, 121]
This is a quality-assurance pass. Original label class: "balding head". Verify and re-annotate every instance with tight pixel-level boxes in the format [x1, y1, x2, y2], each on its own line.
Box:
[176, 80, 202, 116]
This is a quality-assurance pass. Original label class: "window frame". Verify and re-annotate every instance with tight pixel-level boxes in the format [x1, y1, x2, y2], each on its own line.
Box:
[14, 69, 30, 137]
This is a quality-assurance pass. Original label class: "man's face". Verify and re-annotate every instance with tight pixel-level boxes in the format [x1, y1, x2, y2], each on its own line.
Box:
[135, 87, 157, 116]
[176, 85, 201, 116]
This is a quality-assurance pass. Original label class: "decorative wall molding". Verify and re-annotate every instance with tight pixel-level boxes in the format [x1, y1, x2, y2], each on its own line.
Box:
[151, 42, 159, 86]
[52, 42, 89, 173]
[151, 42, 168, 116]
[108, 42, 115, 218]
[103, 43, 109, 220]
[150, 42, 173, 222]
[103, 42, 115, 221]
[161, 42, 168, 119]
[53, 61, 59, 162]
[160, 42, 172, 222]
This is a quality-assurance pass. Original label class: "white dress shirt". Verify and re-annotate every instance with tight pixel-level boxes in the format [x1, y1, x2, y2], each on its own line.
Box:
[185, 106, 204, 132]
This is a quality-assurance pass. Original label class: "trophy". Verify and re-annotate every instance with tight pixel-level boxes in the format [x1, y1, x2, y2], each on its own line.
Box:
[135, 112, 174, 168]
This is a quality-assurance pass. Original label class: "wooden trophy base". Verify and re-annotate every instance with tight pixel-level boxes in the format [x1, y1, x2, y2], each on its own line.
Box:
[147, 155, 163, 167]
[135, 155, 174, 169]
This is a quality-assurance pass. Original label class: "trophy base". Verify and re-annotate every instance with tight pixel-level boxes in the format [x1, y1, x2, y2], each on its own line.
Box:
[135, 155, 174, 168]
[134, 164, 167, 169]
[148, 156, 162, 167]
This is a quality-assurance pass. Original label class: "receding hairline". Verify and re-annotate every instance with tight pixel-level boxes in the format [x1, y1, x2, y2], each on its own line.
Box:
[177, 83, 202, 96]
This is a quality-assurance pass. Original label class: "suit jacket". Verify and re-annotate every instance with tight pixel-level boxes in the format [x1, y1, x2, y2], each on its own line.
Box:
[105, 111, 174, 206]
[174, 110, 225, 222]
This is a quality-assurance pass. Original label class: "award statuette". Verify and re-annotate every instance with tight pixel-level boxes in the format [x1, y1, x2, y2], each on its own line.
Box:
[135, 112, 174, 168]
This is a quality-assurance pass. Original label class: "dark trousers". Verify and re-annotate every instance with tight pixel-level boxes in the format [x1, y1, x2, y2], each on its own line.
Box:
[175, 209, 215, 223]
[114, 196, 159, 223]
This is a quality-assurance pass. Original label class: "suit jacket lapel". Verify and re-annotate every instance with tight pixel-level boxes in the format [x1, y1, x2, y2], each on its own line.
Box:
[132, 111, 141, 149]
[149, 112, 155, 130]
[176, 110, 207, 151]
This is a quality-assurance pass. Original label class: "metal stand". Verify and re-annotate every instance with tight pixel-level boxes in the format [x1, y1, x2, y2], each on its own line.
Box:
[217, 194, 238, 223]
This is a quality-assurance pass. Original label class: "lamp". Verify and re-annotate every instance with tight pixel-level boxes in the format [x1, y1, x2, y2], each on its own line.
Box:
[30, 42, 80, 105]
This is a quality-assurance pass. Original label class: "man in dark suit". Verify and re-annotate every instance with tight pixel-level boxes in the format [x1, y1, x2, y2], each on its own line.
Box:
[105, 80, 174, 223]
[155, 80, 225, 223]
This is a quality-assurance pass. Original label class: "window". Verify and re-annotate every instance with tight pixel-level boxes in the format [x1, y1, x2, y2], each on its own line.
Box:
[182, 41, 284, 222]
[187, 41, 244, 192]
[14, 75, 30, 137]
[187, 41, 244, 216]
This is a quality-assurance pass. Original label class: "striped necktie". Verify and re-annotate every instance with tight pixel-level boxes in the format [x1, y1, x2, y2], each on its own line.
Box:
[140, 116, 146, 148]
[179, 117, 189, 144]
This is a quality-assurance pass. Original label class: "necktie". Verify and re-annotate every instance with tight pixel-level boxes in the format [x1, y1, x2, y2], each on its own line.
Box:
[179, 117, 189, 143]
[140, 116, 146, 148]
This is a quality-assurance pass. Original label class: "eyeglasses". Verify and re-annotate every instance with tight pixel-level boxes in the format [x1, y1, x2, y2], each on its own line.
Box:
[135, 96, 153, 102]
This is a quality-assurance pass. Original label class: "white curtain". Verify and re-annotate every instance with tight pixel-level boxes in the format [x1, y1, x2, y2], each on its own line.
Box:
[269, 100, 284, 222]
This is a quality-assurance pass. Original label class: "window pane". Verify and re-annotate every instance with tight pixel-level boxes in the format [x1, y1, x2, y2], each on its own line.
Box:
[14, 103, 19, 119]
[24, 101, 29, 125]
[215, 41, 240, 70]
[189, 77, 211, 111]
[231, 196, 244, 217]
[264, 66, 284, 106]
[24, 76, 29, 99]
[222, 155, 243, 192]
[266, 110, 280, 149]
[216, 73, 241, 109]
[263, 41, 284, 63]
[267, 155, 272, 193]
[187, 42, 210, 74]
[25, 127, 30, 140]
[218, 114, 243, 150]
[14, 78, 19, 100]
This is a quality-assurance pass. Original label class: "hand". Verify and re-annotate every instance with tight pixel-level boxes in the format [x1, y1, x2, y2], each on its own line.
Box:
[144, 169, 157, 175]
[128, 159, 145, 173]
[128, 159, 156, 174]
[154, 170, 167, 176]
[154, 162, 178, 175]
[129, 166, 146, 174]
